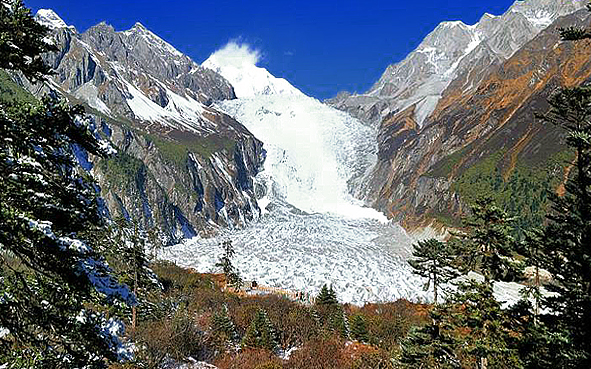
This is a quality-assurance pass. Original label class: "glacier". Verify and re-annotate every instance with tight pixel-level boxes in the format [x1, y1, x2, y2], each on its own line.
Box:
[158, 42, 533, 307]
[159, 42, 430, 306]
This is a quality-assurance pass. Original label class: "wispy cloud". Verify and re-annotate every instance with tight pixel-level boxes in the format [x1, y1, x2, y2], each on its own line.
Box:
[207, 40, 262, 67]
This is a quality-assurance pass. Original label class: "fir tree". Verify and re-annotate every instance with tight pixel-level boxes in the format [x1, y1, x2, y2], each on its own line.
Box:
[0, 0, 56, 82]
[536, 83, 591, 367]
[315, 284, 338, 305]
[350, 314, 369, 343]
[216, 239, 242, 289]
[241, 309, 278, 351]
[211, 307, 237, 342]
[400, 281, 524, 369]
[408, 238, 459, 304]
[450, 196, 520, 285]
[0, 2, 131, 365]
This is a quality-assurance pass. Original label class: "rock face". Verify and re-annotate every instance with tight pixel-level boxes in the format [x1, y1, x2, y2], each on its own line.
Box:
[31, 10, 265, 243]
[328, 0, 585, 128]
[364, 9, 591, 229]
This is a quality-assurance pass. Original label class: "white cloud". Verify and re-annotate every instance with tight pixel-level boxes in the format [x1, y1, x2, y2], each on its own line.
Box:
[205, 41, 261, 68]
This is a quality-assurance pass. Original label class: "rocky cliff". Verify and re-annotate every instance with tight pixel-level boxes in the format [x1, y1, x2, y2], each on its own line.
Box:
[366, 9, 591, 232]
[27, 10, 265, 243]
[328, 0, 584, 128]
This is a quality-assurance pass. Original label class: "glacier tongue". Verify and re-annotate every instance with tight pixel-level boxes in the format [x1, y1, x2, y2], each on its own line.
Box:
[161, 43, 431, 305]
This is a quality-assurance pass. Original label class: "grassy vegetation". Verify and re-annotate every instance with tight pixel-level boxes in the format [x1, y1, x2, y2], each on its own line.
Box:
[0, 70, 38, 105]
[145, 132, 236, 168]
[97, 151, 145, 190]
[118, 261, 428, 369]
[425, 145, 469, 178]
[446, 149, 575, 237]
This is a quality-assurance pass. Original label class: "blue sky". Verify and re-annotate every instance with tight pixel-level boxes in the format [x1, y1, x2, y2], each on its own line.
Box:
[25, 0, 516, 99]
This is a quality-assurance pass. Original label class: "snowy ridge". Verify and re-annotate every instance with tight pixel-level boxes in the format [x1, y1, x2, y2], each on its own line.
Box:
[348, 0, 586, 127]
[35, 9, 75, 31]
[203, 43, 301, 98]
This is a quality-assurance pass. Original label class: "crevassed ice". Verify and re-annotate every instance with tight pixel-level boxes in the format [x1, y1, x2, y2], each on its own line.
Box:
[162, 45, 430, 305]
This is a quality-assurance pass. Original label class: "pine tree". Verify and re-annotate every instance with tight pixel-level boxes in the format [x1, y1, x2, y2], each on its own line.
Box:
[536, 83, 591, 367]
[408, 238, 459, 304]
[211, 308, 237, 342]
[350, 314, 369, 343]
[0, 2, 131, 366]
[450, 196, 520, 285]
[400, 281, 524, 369]
[316, 284, 338, 305]
[0, 0, 56, 82]
[216, 239, 242, 289]
[242, 309, 278, 351]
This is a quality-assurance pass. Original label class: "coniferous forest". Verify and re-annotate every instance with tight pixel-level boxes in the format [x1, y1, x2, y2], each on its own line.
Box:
[1, 0, 591, 368]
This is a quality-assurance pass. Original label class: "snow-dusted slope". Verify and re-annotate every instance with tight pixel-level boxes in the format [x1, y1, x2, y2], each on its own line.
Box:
[329, 0, 586, 127]
[161, 43, 431, 305]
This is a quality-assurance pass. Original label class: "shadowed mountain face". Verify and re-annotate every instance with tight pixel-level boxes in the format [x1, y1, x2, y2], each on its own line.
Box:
[27, 10, 265, 243]
[355, 8, 591, 230]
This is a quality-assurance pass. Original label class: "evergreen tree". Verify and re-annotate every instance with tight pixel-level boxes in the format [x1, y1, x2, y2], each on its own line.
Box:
[450, 197, 520, 285]
[536, 83, 591, 367]
[400, 281, 524, 369]
[0, 2, 131, 366]
[559, 2, 591, 41]
[0, 82, 130, 366]
[0, 0, 55, 82]
[241, 309, 278, 351]
[109, 218, 161, 336]
[216, 239, 242, 289]
[315, 284, 338, 305]
[211, 307, 237, 342]
[350, 314, 369, 343]
[408, 238, 459, 304]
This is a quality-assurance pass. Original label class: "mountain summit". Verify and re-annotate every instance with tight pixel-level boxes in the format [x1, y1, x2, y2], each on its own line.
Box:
[329, 0, 586, 128]
[203, 42, 301, 98]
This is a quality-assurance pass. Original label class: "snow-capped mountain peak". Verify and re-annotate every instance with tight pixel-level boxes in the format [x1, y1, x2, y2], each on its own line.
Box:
[202, 42, 302, 98]
[35, 9, 75, 31]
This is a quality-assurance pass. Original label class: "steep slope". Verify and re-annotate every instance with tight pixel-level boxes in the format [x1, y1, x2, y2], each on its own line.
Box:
[24, 10, 265, 242]
[328, 0, 584, 128]
[366, 9, 591, 231]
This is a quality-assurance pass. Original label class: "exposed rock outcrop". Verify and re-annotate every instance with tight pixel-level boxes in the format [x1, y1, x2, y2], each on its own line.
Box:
[29, 10, 265, 243]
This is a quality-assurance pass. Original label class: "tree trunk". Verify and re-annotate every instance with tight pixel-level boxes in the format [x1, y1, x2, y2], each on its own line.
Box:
[433, 273, 438, 305]
[480, 356, 488, 369]
[132, 266, 137, 339]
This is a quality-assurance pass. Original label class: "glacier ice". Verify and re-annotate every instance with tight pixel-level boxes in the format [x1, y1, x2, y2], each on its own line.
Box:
[160, 45, 432, 305]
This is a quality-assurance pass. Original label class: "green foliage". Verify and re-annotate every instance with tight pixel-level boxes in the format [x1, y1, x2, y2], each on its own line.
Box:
[0, 93, 128, 366]
[216, 239, 243, 288]
[0, 69, 38, 105]
[400, 281, 524, 369]
[350, 314, 369, 343]
[242, 309, 278, 351]
[535, 85, 591, 367]
[97, 151, 145, 190]
[408, 239, 459, 304]
[449, 196, 521, 283]
[448, 149, 566, 238]
[316, 284, 338, 305]
[145, 132, 235, 167]
[212, 307, 238, 342]
[0, 0, 56, 81]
